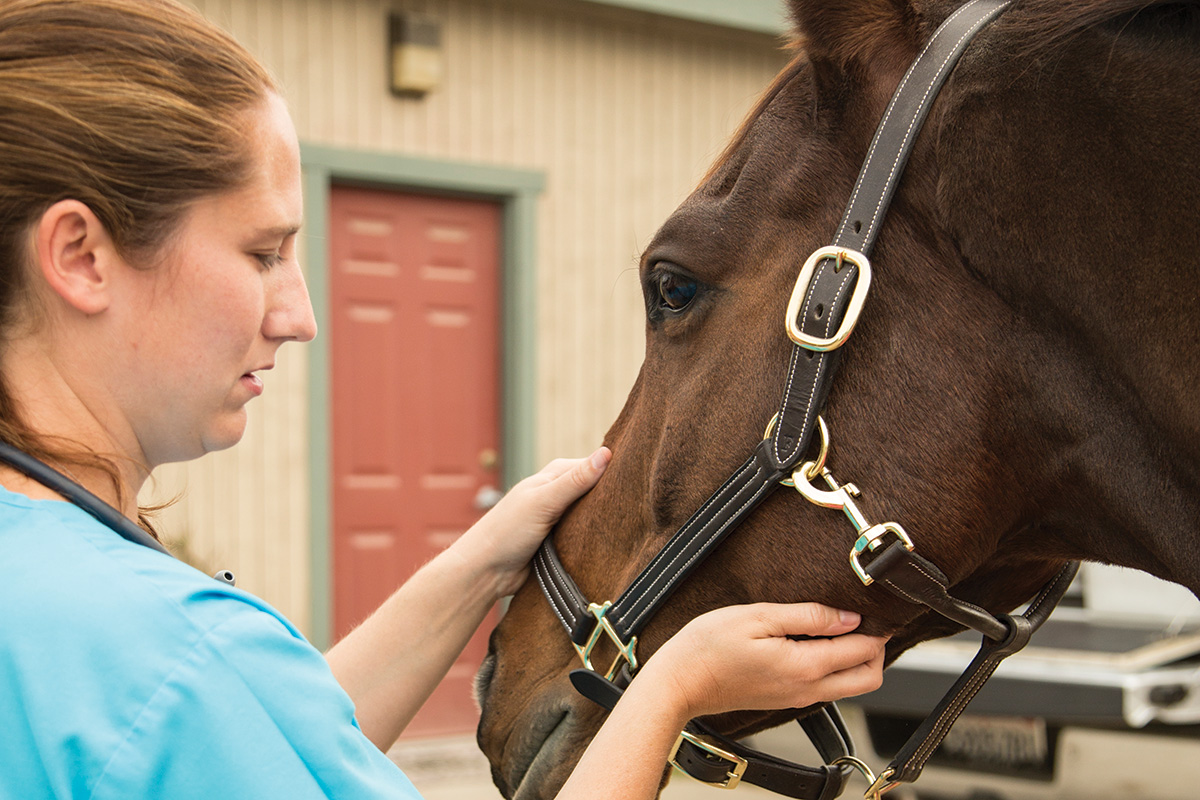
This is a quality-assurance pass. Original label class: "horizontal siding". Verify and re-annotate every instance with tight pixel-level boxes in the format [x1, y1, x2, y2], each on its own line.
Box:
[147, 0, 787, 636]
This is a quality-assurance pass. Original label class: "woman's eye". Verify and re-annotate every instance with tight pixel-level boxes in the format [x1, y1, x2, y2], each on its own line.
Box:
[656, 273, 698, 311]
[254, 252, 284, 270]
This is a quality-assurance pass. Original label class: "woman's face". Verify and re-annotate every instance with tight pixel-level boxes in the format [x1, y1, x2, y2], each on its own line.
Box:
[111, 93, 316, 467]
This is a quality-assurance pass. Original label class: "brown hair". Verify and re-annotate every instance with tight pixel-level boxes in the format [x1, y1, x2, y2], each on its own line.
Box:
[0, 0, 278, 529]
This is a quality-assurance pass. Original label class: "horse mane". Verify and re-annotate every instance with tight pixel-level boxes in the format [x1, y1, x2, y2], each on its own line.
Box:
[1004, 0, 1200, 54]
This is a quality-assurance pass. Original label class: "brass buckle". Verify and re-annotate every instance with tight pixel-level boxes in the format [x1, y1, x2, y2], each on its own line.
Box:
[785, 246, 872, 351]
[669, 730, 749, 790]
[572, 601, 639, 680]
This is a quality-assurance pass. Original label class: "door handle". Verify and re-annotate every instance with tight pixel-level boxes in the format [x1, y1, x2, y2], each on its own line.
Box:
[474, 485, 504, 510]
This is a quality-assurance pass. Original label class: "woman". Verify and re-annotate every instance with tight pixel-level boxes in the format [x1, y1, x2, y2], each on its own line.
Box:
[0, 0, 887, 797]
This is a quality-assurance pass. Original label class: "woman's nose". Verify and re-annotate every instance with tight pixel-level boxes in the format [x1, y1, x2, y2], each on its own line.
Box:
[263, 259, 318, 343]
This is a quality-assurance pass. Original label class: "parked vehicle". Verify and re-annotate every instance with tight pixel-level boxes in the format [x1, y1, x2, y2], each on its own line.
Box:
[739, 563, 1200, 800]
[747, 565, 1200, 800]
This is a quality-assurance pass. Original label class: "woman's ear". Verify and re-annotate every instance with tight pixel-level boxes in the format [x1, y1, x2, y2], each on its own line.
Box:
[33, 200, 119, 316]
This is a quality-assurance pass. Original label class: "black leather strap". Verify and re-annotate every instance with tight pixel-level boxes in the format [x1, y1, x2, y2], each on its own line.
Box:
[672, 721, 847, 800]
[768, 0, 1013, 466]
[871, 560, 1079, 786]
[610, 442, 785, 640]
[534, 538, 592, 644]
[571, 667, 854, 800]
[535, 443, 787, 647]
[865, 543, 1011, 641]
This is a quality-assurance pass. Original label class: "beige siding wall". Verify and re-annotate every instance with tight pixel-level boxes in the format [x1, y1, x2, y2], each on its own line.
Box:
[147, 0, 787, 636]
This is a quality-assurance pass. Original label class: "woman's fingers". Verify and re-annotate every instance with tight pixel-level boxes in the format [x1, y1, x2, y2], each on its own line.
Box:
[781, 632, 887, 676]
[812, 652, 888, 703]
[652, 602, 888, 719]
[530, 447, 610, 520]
[452, 447, 611, 598]
[755, 601, 861, 638]
[784, 636, 887, 704]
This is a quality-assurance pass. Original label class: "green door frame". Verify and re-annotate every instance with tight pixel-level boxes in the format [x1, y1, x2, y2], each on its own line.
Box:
[575, 0, 786, 35]
[301, 144, 545, 650]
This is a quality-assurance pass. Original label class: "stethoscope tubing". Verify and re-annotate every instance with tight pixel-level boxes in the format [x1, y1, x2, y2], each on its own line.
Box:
[0, 440, 234, 585]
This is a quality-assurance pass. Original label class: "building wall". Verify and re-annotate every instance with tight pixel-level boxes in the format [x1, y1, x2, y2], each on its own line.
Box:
[147, 0, 788, 637]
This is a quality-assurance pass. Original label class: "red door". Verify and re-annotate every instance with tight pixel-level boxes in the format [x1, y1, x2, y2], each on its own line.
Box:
[329, 185, 501, 737]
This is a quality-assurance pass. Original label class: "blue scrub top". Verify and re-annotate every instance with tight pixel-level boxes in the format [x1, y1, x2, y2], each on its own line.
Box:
[0, 485, 423, 799]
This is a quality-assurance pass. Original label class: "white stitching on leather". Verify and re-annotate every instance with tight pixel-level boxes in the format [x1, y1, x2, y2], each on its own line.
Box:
[772, 349, 805, 460]
[620, 459, 756, 603]
[538, 555, 576, 628]
[773, 256, 831, 463]
[1025, 564, 1073, 618]
[863, 0, 991, 245]
[775, 262, 853, 465]
[882, 579, 925, 606]
[534, 555, 573, 631]
[626, 471, 774, 633]
[911, 661, 1000, 771]
[837, 0, 957, 240]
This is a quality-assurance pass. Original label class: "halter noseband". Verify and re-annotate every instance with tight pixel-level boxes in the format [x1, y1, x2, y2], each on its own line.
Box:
[533, 2, 1078, 797]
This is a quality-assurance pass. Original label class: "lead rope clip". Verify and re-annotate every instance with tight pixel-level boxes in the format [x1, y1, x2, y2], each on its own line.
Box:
[831, 757, 898, 799]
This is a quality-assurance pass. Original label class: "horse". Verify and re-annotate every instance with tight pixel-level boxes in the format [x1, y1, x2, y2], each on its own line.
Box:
[476, 0, 1200, 796]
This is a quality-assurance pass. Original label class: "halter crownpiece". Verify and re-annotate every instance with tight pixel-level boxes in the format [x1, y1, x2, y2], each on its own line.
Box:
[534, 1, 1080, 796]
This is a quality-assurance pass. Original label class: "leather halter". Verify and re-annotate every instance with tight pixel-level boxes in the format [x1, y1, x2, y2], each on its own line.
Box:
[533, 1, 1079, 796]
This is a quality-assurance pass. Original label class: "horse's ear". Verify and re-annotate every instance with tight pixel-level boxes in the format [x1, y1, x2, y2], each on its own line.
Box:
[787, 0, 921, 82]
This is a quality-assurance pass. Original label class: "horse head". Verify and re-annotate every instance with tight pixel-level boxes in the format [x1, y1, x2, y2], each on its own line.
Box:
[477, 0, 1200, 796]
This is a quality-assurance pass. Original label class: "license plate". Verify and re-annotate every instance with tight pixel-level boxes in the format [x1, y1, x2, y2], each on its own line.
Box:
[937, 714, 1050, 771]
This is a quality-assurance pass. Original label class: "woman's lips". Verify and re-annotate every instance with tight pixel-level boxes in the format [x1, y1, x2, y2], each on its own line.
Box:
[241, 372, 264, 396]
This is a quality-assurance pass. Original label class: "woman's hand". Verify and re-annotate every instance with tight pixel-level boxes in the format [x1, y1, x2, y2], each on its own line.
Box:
[328, 448, 610, 748]
[559, 602, 886, 800]
[450, 447, 611, 598]
[638, 602, 887, 722]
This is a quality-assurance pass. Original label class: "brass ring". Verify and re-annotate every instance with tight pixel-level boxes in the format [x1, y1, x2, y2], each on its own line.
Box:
[791, 417, 830, 484]
[831, 755, 877, 786]
[762, 412, 779, 441]
[766, 414, 831, 488]
[806, 416, 830, 478]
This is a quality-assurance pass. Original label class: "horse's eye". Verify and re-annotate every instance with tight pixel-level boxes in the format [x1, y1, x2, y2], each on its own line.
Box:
[657, 273, 698, 311]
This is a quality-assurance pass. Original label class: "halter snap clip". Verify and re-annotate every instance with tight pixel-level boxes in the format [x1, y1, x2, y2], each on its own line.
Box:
[787, 422, 914, 585]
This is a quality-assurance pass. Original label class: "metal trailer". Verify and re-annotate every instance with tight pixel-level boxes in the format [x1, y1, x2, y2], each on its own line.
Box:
[745, 565, 1200, 800]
